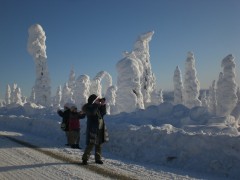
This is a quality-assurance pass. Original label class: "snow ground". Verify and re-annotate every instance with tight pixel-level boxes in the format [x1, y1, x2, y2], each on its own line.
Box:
[0, 130, 211, 180]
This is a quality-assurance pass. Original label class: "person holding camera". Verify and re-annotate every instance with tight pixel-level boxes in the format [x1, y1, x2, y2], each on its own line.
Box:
[81, 94, 109, 165]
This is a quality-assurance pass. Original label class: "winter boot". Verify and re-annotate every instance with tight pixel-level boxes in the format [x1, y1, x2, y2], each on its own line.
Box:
[71, 144, 76, 149]
[95, 160, 103, 164]
[75, 144, 81, 149]
[82, 160, 88, 165]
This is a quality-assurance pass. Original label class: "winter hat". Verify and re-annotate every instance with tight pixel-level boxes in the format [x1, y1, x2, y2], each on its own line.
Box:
[64, 102, 75, 109]
[70, 105, 77, 111]
[64, 103, 71, 109]
[88, 94, 98, 104]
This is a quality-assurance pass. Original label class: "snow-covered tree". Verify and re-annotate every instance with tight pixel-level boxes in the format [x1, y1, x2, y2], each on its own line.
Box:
[216, 72, 224, 114]
[15, 87, 23, 105]
[147, 88, 163, 106]
[231, 87, 240, 125]
[90, 79, 101, 97]
[27, 24, 51, 106]
[216, 54, 238, 116]
[74, 75, 90, 109]
[5, 84, 11, 105]
[105, 85, 117, 114]
[200, 91, 208, 108]
[133, 31, 156, 106]
[183, 52, 201, 108]
[115, 52, 144, 113]
[90, 71, 112, 97]
[68, 68, 76, 89]
[22, 96, 27, 104]
[151, 89, 164, 105]
[11, 83, 17, 103]
[29, 87, 36, 103]
[54, 85, 62, 108]
[173, 66, 183, 105]
[208, 80, 217, 115]
[68, 68, 76, 93]
[61, 83, 74, 106]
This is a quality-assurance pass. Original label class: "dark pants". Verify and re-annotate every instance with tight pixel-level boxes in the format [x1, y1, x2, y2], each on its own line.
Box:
[82, 143, 102, 161]
[65, 131, 70, 144]
[69, 130, 80, 145]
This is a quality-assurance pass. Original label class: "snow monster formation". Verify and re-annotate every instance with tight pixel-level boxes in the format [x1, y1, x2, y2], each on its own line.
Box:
[183, 52, 201, 108]
[27, 24, 51, 106]
[115, 52, 144, 113]
[90, 71, 112, 97]
[115, 31, 157, 113]
[133, 31, 156, 106]
[173, 66, 183, 105]
[216, 54, 238, 116]
[74, 75, 91, 109]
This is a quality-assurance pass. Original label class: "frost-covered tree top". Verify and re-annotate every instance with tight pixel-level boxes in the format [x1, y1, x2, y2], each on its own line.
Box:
[15, 87, 23, 105]
[133, 31, 154, 64]
[90, 71, 112, 97]
[61, 83, 74, 106]
[27, 24, 47, 59]
[94, 71, 112, 87]
[150, 89, 163, 105]
[216, 54, 238, 116]
[105, 85, 117, 114]
[183, 52, 201, 108]
[68, 68, 76, 91]
[5, 85, 11, 105]
[29, 87, 35, 103]
[11, 83, 17, 103]
[54, 85, 62, 108]
[74, 75, 90, 109]
[173, 66, 183, 105]
[201, 91, 208, 108]
[208, 80, 217, 115]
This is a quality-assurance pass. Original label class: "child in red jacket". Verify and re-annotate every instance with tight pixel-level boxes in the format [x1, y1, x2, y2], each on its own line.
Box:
[68, 105, 85, 149]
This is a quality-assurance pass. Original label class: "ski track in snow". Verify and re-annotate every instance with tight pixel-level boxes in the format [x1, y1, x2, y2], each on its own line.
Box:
[0, 131, 205, 180]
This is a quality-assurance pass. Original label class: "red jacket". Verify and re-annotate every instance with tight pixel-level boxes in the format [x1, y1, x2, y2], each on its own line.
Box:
[68, 112, 85, 131]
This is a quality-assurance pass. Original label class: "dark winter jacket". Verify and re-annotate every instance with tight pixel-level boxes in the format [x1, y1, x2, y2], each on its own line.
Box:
[68, 111, 85, 131]
[58, 109, 71, 131]
[82, 95, 109, 145]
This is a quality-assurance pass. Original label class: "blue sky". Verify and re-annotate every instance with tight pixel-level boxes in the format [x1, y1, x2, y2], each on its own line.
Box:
[0, 0, 240, 99]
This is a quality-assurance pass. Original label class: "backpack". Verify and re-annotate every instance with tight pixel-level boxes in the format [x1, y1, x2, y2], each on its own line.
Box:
[61, 122, 67, 131]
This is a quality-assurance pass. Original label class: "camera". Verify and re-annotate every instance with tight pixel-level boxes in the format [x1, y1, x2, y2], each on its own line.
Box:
[99, 98, 106, 103]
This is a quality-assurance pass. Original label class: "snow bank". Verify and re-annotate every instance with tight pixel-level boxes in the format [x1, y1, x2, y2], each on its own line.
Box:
[0, 102, 240, 178]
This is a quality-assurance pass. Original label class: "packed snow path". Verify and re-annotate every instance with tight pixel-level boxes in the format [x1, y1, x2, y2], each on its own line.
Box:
[0, 131, 202, 180]
[0, 134, 111, 180]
